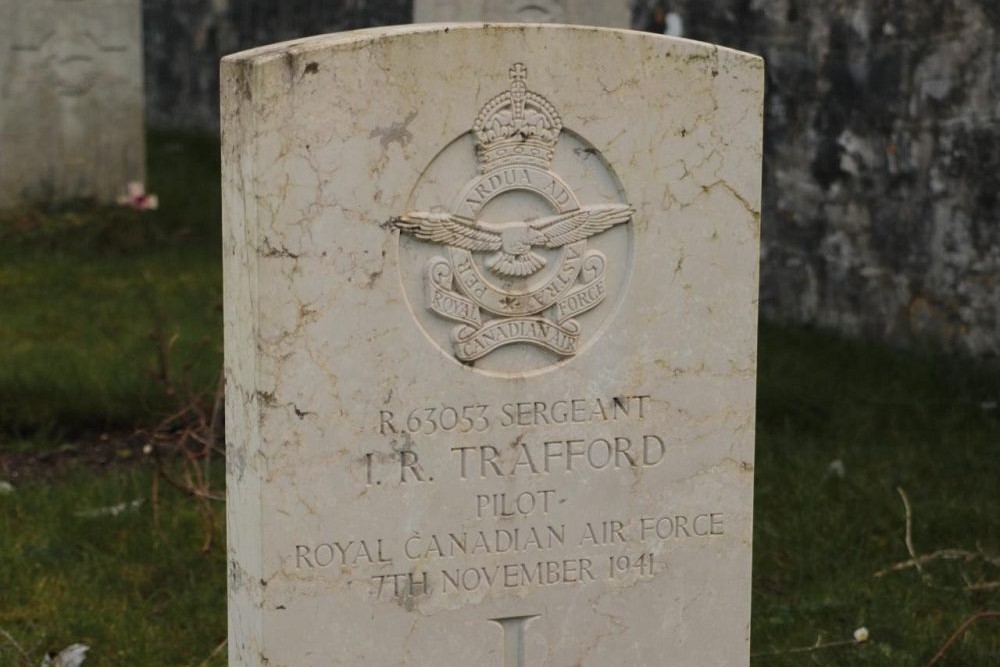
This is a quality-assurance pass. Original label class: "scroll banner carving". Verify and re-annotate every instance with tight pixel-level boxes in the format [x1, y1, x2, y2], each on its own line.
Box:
[454, 317, 581, 361]
[426, 257, 482, 327]
[554, 252, 607, 323]
[425, 251, 609, 360]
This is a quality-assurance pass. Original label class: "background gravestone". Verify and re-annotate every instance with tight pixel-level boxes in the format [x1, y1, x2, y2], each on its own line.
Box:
[224, 24, 762, 666]
[413, 0, 630, 26]
[0, 0, 144, 206]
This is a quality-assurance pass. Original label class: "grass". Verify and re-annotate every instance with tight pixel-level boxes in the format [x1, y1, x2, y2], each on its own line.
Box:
[751, 326, 1000, 665]
[0, 130, 222, 439]
[0, 252, 220, 438]
[1, 131, 998, 665]
[0, 468, 226, 666]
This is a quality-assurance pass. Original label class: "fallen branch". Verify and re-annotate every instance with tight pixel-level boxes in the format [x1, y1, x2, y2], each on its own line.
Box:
[751, 634, 866, 658]
[154, 468, 225, 503]
[142, 376, 225, 551]
[875, 549, 997, 577]
[875, 487, 1000, 592]
[898, 487, 932, 584]
[923, 610, 1000, 667]
[966, 580, 1000, 592]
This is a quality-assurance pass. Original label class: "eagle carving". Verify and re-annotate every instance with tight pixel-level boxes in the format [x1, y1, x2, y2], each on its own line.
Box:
[391, 203, 634, 277]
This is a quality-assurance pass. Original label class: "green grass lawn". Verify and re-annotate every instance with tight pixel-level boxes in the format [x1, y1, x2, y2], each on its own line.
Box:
[0, 131, 222, 439]
[752, 326, 1000, 665]
[0, 469, 226, 667]
[1, 132, 998, 665]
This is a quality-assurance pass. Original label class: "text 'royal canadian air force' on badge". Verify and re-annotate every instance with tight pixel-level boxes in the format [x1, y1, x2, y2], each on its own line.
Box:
[392, 63, 635, 375]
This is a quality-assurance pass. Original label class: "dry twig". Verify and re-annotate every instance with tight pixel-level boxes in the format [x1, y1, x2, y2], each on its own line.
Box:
[0, 626, 33, 667]
[751, 634, 865, 658]
[146, 373, 225, 552]
[966, 581, 1000, 592]
[140, 303, 226, 552]
[898, 487, 932, 584]
[875, 487, 1000, 592]
[194, 637, 227, 667]
[923, 610, 1000, 667]
[875, 548, 1000, 577]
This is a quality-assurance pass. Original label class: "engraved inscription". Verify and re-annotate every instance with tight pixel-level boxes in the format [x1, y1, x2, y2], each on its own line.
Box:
[449, 436, 666, 479]
[290, 392, 734, 607]
[391, 63, 635, 364]
[377, 395, 651, 435]
[367, 396, 664, 489]
[442, 558, 597, 593]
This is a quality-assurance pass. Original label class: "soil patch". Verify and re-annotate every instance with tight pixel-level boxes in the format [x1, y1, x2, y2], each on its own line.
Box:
[0, 430, 157, 485]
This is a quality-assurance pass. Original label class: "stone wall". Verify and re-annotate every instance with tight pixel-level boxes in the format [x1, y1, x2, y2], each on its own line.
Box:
[635, 0, 1000, 357]
[145, 0, 1000, 357]
[144, 0, 410, 130]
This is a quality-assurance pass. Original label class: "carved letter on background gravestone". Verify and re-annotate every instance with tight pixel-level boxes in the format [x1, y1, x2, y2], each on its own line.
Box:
[412, 0, 630, 28]
[0, 0, 144, 206]
[223, 24, 763, 666]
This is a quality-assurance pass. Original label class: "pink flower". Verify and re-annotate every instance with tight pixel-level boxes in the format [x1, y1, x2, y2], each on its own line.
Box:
[117, 181, 159, 211]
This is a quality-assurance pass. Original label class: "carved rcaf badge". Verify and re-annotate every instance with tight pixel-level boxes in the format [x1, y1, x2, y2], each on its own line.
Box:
[392, 63, 634, 366]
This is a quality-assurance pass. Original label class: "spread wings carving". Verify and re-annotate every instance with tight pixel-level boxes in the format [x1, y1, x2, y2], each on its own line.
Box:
[391, 204, 633, 278]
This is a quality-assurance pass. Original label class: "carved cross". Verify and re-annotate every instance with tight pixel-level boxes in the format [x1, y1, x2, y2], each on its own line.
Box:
[9, 0, 129, 98]
[490, 614, 540, 667]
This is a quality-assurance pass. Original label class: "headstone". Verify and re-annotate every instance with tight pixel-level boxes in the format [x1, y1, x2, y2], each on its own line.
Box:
[413, 0, 631, 28]
[0, 0, 144, 206]
[223, 24, 763, 666]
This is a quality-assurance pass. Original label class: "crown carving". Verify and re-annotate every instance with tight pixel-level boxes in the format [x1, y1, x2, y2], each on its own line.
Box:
[473, 63, 563, 173]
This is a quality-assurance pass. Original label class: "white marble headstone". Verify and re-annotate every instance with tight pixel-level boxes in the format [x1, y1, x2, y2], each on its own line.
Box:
[0, 0, 144, 206]
[223, 24, 763, 666]
[413, 0, 630, 28]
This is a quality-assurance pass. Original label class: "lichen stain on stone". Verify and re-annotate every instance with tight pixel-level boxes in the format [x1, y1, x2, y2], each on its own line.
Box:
[261, 237, 300, 259]
[369, 110, 418, 149]
[391, 430, 416, 454]
[394, 575, 432, 612]
[291, 403, 315, 420]
[227, 442, 248, 479]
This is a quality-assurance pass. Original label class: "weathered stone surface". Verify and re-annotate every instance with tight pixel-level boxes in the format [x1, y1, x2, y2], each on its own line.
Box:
[636, 0, 1000, 357]
[414, 0, 630, 27]
[223, 24, 762, 666]
[0, 0, 144, 206]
